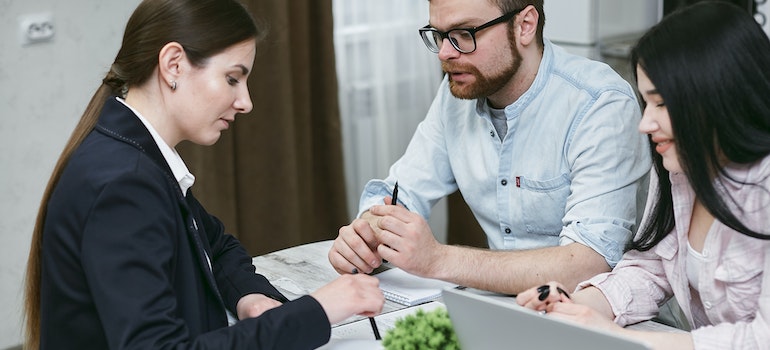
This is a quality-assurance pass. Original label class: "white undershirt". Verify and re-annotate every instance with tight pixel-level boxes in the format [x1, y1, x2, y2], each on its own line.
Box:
[686, 242, 706, 292]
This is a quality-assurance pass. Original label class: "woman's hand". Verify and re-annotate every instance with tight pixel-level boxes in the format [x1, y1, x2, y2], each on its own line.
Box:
[236, 293, 283, 320]
[546, 301, 624, 334]
[518, 282, 623, 335]
[311, 273, 385, 324]
[516, 281, 572, 312]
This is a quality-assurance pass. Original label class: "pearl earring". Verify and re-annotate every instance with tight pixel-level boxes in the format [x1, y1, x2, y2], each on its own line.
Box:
[170, 80, 177, 91]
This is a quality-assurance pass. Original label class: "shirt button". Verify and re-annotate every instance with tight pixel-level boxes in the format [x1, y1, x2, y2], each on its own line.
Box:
[490, 131, 495, 137]
[704, 301, 712, 309]
[501, 179, 508, 186]
[505, 228, 512, 234]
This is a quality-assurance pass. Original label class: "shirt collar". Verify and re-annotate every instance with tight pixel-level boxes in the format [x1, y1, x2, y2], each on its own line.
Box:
[474, 39, 555, 119]
[115, 97, 195, 196]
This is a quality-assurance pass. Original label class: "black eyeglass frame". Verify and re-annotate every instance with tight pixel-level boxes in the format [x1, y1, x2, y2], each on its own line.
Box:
[418, 8, 525, 54]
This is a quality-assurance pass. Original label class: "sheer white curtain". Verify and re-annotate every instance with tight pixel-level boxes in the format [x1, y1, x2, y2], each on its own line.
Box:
[333, 0, 444, 233]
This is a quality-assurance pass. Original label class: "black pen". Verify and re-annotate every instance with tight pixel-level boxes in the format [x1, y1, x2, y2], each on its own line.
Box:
[352, 268, 382, 340]
[368, 315, 381, 340]
[356, 181, 397, 341]
[391, 181, 398, 205]
[380, 181, 398, 265]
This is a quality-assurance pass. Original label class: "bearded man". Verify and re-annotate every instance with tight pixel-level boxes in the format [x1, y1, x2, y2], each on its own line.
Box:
[328, 0, 651, 295]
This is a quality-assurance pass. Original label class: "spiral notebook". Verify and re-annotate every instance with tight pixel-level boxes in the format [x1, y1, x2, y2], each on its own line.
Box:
[375, 268, 458, 306]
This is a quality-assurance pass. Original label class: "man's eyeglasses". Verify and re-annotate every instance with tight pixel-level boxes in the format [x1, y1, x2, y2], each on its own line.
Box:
[419, 9, 524, 54]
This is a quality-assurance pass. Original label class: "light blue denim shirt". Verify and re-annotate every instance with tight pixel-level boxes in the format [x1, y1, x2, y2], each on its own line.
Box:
[359, 40, 651, 267]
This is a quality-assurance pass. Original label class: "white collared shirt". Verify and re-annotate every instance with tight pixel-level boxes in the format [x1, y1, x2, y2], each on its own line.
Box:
[116, 97, 195, 197]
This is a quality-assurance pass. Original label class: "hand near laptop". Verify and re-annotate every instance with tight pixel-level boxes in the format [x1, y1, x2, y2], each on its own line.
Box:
[516, 282, 695, 350]
[516, 282, 621, 334]
[516, 282, 572, 312]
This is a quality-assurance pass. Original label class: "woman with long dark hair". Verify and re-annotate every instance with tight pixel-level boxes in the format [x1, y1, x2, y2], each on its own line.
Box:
[23, 0, 383, 348]
[517, 2, 770, 349]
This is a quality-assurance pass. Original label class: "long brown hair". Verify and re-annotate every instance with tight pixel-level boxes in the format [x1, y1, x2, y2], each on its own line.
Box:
[23, 0, 262, 347]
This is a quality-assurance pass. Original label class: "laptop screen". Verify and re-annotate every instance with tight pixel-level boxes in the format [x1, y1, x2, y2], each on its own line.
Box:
[442, 288, 651, 350]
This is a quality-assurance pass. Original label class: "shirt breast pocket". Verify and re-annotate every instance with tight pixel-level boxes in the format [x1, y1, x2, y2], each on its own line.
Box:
[515, 174, 570, 235]
[713, 252, 763, 319]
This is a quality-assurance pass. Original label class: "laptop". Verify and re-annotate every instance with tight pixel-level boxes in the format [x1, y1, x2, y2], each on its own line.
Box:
[442, 288, 652, 350]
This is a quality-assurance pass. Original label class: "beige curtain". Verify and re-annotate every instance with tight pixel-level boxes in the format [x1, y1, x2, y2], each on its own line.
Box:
[178, 0, 347, 256]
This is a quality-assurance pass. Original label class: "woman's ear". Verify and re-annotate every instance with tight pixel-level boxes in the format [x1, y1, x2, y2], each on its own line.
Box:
[516, 5, 539, 47]
[158, 42, 185, 89]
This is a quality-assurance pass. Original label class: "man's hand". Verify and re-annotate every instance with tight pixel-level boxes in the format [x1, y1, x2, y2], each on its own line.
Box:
[328, 211, 384, 274]
[368, 204, 444, 278]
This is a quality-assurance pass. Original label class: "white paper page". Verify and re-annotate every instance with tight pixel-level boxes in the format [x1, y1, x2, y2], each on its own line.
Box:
[331, 301, 446, 340]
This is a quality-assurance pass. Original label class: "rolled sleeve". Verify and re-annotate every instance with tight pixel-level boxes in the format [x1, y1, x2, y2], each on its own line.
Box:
[579, 272, 656, 326]
[578, 273, 635, 325]
[578, 247, 674, 327]
[358, 180, 401, 218]
[561, 217, 634, 267]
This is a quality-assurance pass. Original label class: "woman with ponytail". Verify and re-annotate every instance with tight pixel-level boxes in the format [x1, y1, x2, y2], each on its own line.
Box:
[23, 0, 383, 348]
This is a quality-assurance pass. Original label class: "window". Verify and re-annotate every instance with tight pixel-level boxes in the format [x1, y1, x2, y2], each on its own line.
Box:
[333, 0, 442, 219]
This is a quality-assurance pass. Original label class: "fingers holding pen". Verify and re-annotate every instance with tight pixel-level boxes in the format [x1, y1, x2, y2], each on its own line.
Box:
[370, 206, 442, 277]
[328, 184, 402, 275]
[367, 205, 410, 252]
[370, 204, 432, 251]
[329, 220, 382, 274]
[312, 273, 384, 324]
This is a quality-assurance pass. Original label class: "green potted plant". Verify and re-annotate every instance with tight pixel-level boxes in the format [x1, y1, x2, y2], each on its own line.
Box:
[382, 307, 461, 350]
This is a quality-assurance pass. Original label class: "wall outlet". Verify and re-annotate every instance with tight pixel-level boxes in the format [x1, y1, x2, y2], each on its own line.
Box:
[19, 13, 55, 46]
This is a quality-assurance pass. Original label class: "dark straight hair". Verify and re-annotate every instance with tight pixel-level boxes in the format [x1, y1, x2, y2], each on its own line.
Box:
[629, 1, 770, 251]
[23, 0, 263, 347]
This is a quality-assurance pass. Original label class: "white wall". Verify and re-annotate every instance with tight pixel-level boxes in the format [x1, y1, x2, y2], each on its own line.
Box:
[0, 1, 140, 347]
[544, 0, 661, 60]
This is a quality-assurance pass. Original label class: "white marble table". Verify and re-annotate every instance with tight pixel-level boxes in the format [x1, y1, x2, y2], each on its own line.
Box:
[251, 240, 406, 321]
[252, 240, 392, 350]
[251, 240, 684, 349]
[251, 240, 338, 300]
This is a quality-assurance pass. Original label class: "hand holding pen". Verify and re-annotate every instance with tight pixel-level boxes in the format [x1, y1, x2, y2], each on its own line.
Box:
[351, 267, 382, 340]
[327, 183, 396, 276]
[360, 181, 398, 340]
[390, 181, 398, 206]
[354, 182, 397, 341]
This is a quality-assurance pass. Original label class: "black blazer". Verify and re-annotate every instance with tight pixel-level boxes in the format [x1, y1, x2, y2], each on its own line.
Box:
[39, 97, 330, 349]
